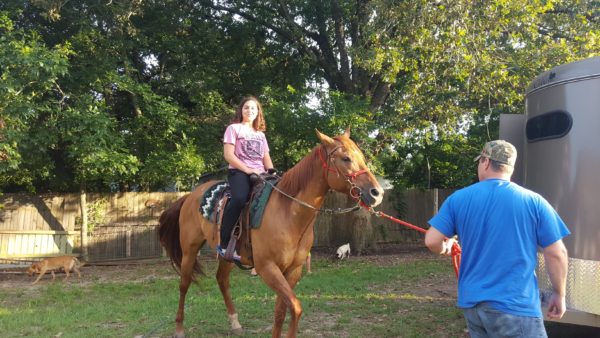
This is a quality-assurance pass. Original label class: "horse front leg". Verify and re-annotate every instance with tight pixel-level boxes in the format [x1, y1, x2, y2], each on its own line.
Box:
[282, 266, 304, 338]
[216, 259, 242, 335]
[175, 251, 198, 338]
[261, 264, 303, 338]
[272, 296, 287, 338]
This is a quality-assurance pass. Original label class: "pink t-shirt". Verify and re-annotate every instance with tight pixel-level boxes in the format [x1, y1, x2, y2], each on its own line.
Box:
[223, 123, 270, 171]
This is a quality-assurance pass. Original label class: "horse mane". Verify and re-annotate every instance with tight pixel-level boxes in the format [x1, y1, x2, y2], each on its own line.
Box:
[276, 146, 321, 209]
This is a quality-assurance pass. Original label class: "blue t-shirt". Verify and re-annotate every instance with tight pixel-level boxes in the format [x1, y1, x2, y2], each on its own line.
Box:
[429, 178, 570, 317]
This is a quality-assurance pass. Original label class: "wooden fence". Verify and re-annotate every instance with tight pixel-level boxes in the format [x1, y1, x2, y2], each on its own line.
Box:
[0, 192, 185, 262]
[0, 189, 453, 263]
[312, 188, 454, 253]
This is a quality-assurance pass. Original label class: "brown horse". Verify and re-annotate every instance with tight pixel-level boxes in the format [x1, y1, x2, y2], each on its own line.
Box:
[158, 129, 384, 338]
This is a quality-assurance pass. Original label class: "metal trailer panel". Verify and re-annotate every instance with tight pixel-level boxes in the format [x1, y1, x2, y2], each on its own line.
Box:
[526, 57, 600, 96]
[524, 57, 600, 324]
[499, 114, 525, 186]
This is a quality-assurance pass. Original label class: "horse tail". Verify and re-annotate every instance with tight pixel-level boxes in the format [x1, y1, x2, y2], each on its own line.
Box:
[159, 194, 202, 278]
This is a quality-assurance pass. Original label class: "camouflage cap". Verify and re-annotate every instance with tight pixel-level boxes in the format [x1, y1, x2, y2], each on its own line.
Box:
[473, 140, 517, 166]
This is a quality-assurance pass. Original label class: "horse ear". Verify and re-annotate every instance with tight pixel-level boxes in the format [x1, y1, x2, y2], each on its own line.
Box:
[315, 129, 335, 146]
[343, 128, 351, 138]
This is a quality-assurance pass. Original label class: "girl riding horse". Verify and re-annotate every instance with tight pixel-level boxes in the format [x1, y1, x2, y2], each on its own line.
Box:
[159, 129, 384, 338]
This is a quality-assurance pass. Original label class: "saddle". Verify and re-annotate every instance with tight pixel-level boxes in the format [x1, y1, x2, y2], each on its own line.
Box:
[199, 173, 279, 267]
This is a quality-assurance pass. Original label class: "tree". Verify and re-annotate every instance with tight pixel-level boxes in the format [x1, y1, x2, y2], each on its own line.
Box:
[2, 0, 597, 194]
[0, 11, 70, 190]
[200, 0, 395, 110]
[0, 2, 209, 192]
[193, 0, 598, 189]
[373, 0, 599, 188]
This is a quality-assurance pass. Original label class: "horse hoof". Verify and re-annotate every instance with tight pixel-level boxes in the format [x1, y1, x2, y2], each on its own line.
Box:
[231, 328, 244, 336]
[172, 333, 185, 338]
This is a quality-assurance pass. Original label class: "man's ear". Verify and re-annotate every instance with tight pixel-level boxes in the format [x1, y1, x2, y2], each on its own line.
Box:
[316, 129, 336, 146]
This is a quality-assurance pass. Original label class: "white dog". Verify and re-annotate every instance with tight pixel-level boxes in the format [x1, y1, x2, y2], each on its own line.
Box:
[336, 243, 351, 259]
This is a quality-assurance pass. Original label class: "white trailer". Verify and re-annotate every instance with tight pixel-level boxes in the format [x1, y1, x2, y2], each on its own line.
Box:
[501, 56, 600, 329]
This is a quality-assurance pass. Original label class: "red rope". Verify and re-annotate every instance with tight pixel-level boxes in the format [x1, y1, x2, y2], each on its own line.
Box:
[359, 202, 461, 278]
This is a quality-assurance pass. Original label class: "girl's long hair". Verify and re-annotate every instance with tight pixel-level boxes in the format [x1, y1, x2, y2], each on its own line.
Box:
[231, 96, 266, 132]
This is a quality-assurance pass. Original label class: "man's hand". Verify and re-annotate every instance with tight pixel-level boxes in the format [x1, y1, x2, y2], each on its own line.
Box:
[546, 293, 566, 319]
[440, 236, 458, 256]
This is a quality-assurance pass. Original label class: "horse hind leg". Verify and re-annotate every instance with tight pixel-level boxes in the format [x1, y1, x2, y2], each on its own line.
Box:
[216, 259, 243, 335]
[174, 246, 202, 338]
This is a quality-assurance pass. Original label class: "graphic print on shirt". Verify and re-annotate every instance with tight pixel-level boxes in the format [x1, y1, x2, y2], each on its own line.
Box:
[234, 126, 265, 162]
[242, 139, 264, 160]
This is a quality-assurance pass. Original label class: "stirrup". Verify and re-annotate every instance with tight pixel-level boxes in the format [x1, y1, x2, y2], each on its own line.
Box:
[216, 244, 241, 262]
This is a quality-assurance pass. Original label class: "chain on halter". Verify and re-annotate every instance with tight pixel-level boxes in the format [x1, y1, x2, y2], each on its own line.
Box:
[259, 144, 370, 214]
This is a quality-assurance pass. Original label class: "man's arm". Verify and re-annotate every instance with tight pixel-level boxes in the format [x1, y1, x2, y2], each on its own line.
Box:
[543, 239, 569, 319]
[425, 227, 447, 255]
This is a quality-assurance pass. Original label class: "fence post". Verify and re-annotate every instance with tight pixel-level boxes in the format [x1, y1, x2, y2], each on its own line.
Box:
[80, 190, 89, 261]
[126, 226, 132, 258]
[433, 188, 439, 216]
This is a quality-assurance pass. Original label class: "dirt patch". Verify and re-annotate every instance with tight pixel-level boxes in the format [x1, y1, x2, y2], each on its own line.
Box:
[0, 248, 456, 298]
[0, 258, 177, 288]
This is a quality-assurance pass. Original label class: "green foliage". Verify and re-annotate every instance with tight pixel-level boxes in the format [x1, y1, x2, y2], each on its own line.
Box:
[139, 137, 205, 191]
[0, 1, 598, 192]
[75, 197, 109, 233]
[373, 0, 599, 188]
[58, 96, 140, 187]
[262, 87, 325, 169]
[0, 11, 71, 191]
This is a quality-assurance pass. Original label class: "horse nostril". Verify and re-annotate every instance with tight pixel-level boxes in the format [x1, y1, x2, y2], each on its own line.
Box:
[370, 188, 380, 197]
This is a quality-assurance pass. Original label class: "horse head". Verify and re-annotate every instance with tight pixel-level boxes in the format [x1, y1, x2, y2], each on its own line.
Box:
[316, 129, 384, 207]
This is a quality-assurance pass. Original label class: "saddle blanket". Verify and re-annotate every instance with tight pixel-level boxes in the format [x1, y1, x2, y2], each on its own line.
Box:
[199, 178, 277, 229]
[199, 181, 229, 223]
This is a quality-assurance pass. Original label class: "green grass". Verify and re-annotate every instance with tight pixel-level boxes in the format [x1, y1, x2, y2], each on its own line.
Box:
[0, 255, 465, 337]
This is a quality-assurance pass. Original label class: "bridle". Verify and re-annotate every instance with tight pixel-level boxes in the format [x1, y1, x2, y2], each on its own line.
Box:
[318, 143, 369, 200]
[260, 143, 371, 214]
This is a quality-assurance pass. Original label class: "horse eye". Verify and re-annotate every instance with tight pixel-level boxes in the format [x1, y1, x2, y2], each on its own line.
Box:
[342, 156, 352, 163]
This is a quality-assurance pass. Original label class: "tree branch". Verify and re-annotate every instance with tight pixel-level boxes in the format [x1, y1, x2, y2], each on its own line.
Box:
[205, 1, 335, 84]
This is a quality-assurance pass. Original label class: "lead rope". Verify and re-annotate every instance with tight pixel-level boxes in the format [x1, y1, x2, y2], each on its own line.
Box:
[359, 201, 461, 278]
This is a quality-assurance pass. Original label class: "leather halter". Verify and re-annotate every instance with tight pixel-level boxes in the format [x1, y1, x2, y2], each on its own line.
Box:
[318, 144, 369, 199]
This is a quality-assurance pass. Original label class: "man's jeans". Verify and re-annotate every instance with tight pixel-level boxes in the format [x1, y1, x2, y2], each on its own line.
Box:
[463, 302, 547, 338]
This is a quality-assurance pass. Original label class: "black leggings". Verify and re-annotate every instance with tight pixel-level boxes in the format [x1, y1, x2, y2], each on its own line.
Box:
[221, 169, 252, 247]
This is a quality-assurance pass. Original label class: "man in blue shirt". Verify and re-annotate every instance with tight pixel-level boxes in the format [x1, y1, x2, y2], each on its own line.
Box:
[425, 140, 570, 338]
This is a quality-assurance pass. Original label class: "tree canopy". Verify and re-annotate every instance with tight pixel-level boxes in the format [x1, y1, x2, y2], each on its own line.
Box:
[0, 0, 598, 192]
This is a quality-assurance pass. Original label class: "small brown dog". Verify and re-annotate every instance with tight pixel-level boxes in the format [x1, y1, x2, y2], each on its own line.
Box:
[27, 256, 84, 284]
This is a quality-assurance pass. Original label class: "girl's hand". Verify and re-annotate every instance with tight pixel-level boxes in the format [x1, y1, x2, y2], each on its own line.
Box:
[246, 168, 263, 176]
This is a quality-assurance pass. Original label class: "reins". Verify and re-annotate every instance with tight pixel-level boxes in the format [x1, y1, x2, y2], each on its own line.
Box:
[259, 142, 461, 278]
[261, 178, 361, 214]
[258, 144, 367, 214]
